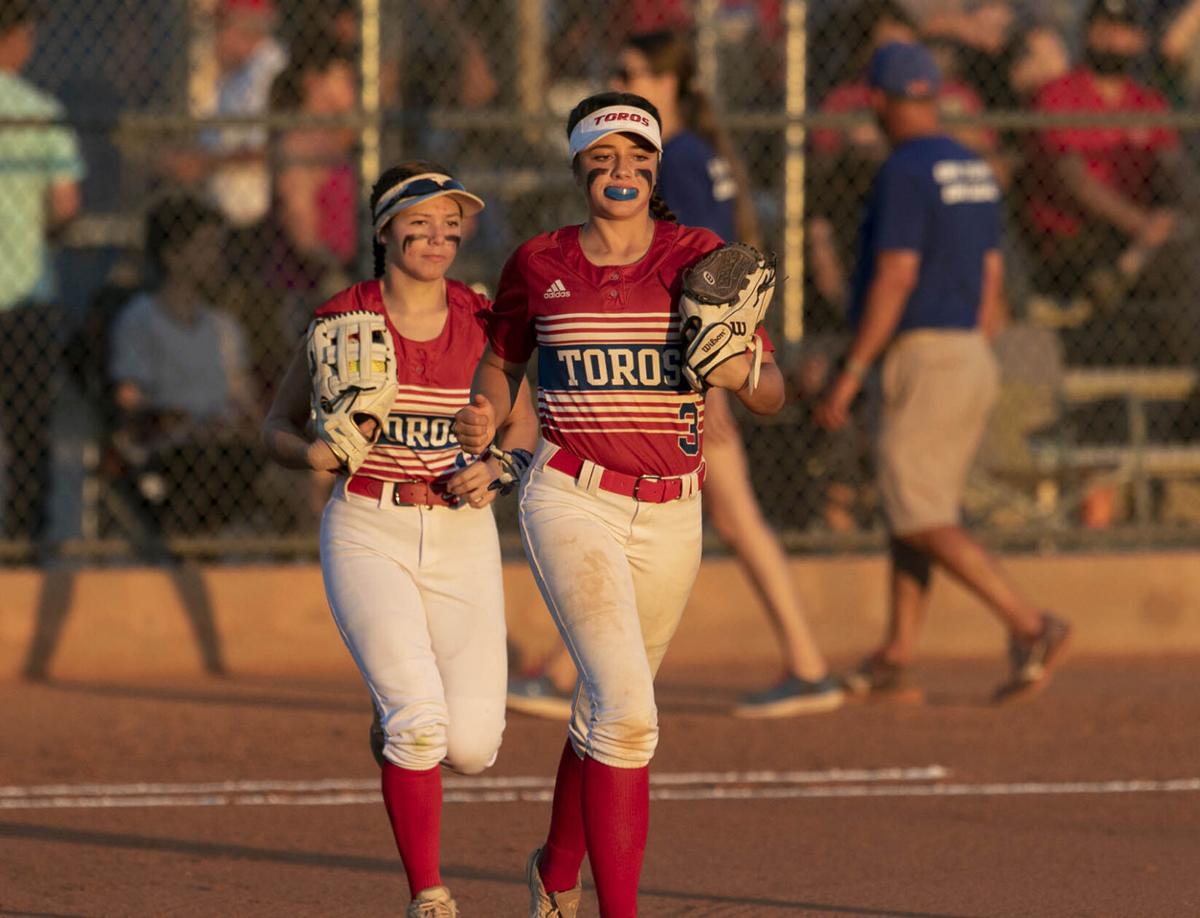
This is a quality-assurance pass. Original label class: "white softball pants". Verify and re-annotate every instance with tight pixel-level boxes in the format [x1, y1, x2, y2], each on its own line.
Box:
[320, 480, 507, 774]
[518, 442, 703, 768]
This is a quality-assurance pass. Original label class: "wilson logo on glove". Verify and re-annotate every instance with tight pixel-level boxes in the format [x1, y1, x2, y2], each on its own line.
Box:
[700, 327, 732, 354]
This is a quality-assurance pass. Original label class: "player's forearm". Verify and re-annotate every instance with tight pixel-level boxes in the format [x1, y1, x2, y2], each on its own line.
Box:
[733, 361, 785, 415]
[471, 348, 523, 431]
[496, 377, 539, 453]
[262, 418, 321, 470]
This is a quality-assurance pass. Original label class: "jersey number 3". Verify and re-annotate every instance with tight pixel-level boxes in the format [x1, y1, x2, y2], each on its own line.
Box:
[677, 402, 700, 456]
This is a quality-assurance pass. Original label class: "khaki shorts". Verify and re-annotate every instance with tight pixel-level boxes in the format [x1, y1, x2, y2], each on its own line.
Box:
[877, 330, 999, 535]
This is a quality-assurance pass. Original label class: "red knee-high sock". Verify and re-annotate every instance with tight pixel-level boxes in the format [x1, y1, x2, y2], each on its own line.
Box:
[538, 738, 588, 893]
[381, 762, 442, 897]
[582, 756, 650, 917]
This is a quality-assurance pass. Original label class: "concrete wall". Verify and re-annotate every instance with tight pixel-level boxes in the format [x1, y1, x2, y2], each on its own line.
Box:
[3, 552, 1199, 680]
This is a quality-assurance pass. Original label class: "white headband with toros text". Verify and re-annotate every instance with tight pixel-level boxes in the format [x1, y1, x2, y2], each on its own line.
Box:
[567, 105, 664, 159]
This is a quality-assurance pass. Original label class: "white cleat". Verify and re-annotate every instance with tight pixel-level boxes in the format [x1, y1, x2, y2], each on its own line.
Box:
[407, 885, 458, 918]
[526, 848, 581, 918]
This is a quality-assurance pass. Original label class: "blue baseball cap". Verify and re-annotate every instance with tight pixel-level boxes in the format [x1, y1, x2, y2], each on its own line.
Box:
[867, 42, 942, 100]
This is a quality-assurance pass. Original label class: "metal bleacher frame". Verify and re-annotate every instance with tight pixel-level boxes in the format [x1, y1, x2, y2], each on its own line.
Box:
[1030, 367, 1200, 525]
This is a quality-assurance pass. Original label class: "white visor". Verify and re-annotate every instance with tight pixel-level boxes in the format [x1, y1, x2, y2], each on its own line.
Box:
[372, 172, 485, 240]
[567, 105, 663, 160]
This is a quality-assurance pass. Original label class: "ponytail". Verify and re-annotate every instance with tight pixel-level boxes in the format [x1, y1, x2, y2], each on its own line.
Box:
[650, 189, 678, 223]
[372, 238, 386, 278]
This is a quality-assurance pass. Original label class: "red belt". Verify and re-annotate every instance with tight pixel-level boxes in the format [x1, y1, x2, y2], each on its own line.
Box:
[345, 475, 453, 507]
[545, 448, 703, 503]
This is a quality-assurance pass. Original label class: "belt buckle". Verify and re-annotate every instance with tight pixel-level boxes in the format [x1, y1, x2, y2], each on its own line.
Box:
[632, 474, 663, 502]
[392, 479, 432, 508]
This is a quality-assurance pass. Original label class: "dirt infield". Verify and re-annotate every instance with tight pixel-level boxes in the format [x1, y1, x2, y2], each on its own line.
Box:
[3, 657, 1199, 917]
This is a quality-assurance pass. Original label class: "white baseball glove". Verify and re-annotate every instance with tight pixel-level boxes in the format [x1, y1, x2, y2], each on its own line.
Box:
[678, 243, 777, 393]
[306, 311, 398, 474]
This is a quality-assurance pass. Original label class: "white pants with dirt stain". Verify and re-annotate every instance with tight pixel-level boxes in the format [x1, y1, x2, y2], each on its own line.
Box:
[518, 442, 704, 768]
[319, 479, 507, 774]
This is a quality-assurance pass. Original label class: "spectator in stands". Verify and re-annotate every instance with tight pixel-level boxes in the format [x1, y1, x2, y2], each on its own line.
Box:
[1155, 0, 1200, 105]
[109, 196, 261, 533]
[264, 41, 359, 300]
[921, 1, 1070, 110]
[1025, 0, 1195, 365]
[399, 1, 498, 141]
[207, 0, 287, 229]
[162, 0, 286, 231]
[292, 0, 404, 111]
[0, 0, 85, 541]
[809, 0, 997, 324]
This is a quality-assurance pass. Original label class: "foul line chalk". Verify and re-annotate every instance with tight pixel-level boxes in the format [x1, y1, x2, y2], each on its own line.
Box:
[0, 765, 946, 801]
[2, 772, 1198, 812]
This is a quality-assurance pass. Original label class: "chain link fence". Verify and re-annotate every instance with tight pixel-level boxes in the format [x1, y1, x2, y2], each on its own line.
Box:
[3, 0, 1200, 563]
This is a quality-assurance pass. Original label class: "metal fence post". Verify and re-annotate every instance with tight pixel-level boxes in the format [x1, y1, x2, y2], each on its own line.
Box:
[517, 0, 546, 148]
[359, 0, 383, 246]
[783, 0, 807, 345]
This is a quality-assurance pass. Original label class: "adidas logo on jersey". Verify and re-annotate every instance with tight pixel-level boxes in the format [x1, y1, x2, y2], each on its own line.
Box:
[543, 279, 571, 299]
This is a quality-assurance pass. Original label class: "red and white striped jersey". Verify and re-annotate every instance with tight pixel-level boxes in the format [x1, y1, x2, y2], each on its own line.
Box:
[313, 278, 489, 484]
[488, 221, 769, 477]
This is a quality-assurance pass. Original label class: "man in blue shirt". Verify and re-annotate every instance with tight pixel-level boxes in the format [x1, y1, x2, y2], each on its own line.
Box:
[815, 42, 1071, 703]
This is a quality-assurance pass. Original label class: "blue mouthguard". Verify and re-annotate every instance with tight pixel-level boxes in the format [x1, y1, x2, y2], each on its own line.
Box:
[604, 186, 639, 201]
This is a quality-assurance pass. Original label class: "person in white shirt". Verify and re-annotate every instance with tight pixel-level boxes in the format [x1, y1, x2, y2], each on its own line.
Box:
[207, 0, 287, 227]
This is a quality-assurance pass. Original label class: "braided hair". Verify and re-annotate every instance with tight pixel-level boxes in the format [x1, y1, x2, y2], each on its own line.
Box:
[565, 91, 677, 224]
[368, 159, 455, 277]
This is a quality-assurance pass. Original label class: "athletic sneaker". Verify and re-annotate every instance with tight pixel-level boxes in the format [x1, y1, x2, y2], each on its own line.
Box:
[526, 848, 581, 918]
[407, 885, 458, 918]
[841, 653, 925, 704]
[993, 612, 1073, 703]
[733, 675, 845, 718]
[507, 675, 573, 720]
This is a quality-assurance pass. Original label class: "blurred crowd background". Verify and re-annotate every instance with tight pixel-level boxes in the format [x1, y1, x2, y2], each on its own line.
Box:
[4, 0, 1200, 563]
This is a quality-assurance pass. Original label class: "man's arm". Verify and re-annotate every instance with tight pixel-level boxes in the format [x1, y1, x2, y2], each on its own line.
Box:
[48, 179, 80, 229]
[978, 249, 1007, 340]
[1161, 0, 1200, 64]
[844, 251, 920, 371]
[814, 250, 919, 431]
[1055, 154, 1154, 238]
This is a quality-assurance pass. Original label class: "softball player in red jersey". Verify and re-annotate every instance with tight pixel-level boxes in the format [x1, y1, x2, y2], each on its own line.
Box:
[263, 160, 537, 917]
[455, 92, 785, 917]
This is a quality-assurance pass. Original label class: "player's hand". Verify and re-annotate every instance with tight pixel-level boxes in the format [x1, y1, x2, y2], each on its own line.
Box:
[706, 352, 753, 392]
[454, 394, 496, 456]
[814, 372, 861, 431]
[445, 456, 500, 509]
[306, 438, 342, 471]
[355, 416, 379, 440]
